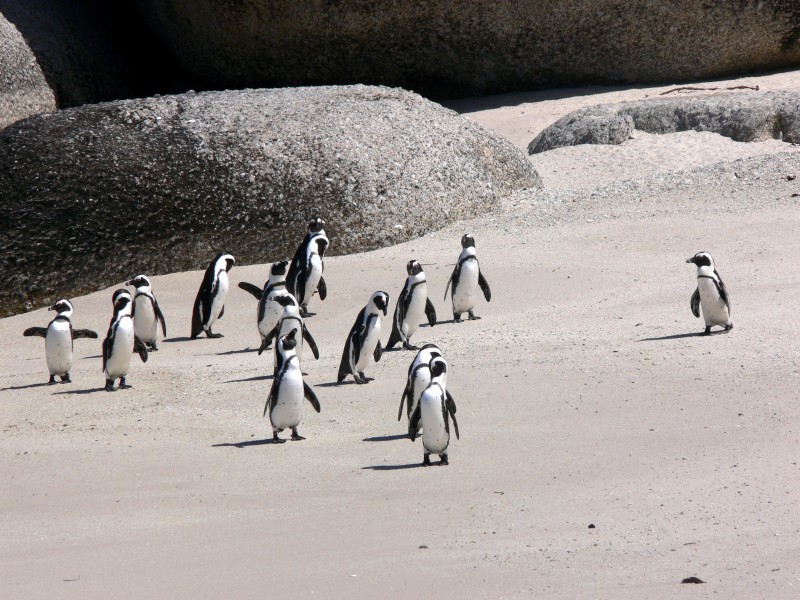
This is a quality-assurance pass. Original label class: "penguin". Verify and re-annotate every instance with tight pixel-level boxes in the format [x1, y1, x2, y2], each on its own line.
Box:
[687, 251, 733, 335]
[264, 294, 320, 373]
[127, 275, 167, 350]
[412, 356, 459, 466]
[191, 252, 235, 338]
[23, 299, 98, 384]
[238, 260, 291, 353]
[444, 234, 491, 322]
[386, 259, 437, 350]
[103, 291, 148, 391]
[397, 343, 454, 437]
[337, 291, 389, 384]
[286, 217, 328, 317]
[264, 328, 322, 443]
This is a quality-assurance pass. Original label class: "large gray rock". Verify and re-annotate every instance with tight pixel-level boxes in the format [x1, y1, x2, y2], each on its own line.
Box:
[0, 11, 55, 128]
[529, 91, 800, 153]
[135, 0, 800, 98]
[0, 85, 541, 316]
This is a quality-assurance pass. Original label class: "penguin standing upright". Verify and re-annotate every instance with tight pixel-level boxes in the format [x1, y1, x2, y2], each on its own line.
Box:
[127, 275, 167, 350]
[444, 234, 491, 322]
[103, 291, 148, 391]
[23, 299, 98, 384]
[687, 251, 733, 335]
[397, 343, 451, 436]
[413, 356, 459, 466]
[286, 217, 328, 317]
[238, 260, 291, 353]
[191, 252, 235, 338]
[265, 294, 320, 373]
[337, 291, 389, 384]
[264, 329, 322, 443]
[387, 260, 437, 350]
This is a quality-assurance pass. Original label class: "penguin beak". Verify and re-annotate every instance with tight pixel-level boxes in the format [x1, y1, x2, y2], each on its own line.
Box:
[126, 278, 135, 286]
[686, 257, 695, 264]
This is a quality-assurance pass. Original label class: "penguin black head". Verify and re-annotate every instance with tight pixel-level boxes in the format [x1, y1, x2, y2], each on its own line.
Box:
[308, 217, 325, 233]
[225, 256, 235, 272]
[316, 238, 328, 255]
[407, 260, 423, 276]
[271, 260, 289, 276]
[280, 328, 298, 351]
[126, 275, 151, 289]
[430, 357, 447, 378]
[686, 252, 713, 268]
[275, 295, 297, 308]
[49, 299, 73, 314]
[371, 291, 389, 316]
[112, 289, 131, 306]
[114, 294, 131, 312]
[461, 234, 475, 249]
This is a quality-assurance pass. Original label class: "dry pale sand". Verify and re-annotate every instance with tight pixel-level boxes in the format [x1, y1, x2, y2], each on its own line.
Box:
[3, 69, 800, 599]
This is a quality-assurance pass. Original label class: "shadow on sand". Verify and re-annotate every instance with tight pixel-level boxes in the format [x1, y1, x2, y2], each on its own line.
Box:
[362, 463, 424, 471]
[212, 438, 277, 448]
[637, 330, 731, 342]
[363, 434, 408, 442]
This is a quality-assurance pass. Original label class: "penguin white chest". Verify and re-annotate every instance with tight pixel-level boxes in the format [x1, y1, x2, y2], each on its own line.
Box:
[698, 277, 729, 326]
[453, 260, 479, 313]
[105, 318, 135, 379]
[354, 319, 381, 371]
[209, 272, 229, 326]
[303, 254, 323, 303]
[404, 283, 427, 336]
[271, 367, 305, 430]
[133, 295, 158, 343]
[45, 321, 73, 376]
[420, 389, 449, 454]
[259, 293, 286, 338]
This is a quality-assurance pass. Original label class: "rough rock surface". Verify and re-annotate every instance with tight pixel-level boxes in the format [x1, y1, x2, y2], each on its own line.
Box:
[528, 91, 800, 154]
[0, 11, 55, 128]
[135, 0, 800, 98]
[0, 85, 541, 316]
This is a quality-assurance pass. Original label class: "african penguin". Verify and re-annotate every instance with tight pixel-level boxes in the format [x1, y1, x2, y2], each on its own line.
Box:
[103, 290, 148, 391]
[127, 275, 167, 350]
[264, 294, 320, 373]
[397, 343, 454, 437]
[444, 234, 491, 322]
[386, 259, 437, 350]
[264, 328, 322, 443]
[191, 252, 235, 338]
[286, 217, 328, 317]
[687, 251, 733, 335]
[238, 260, 292, 353]
[23, 299, 98, 384]
[337, 291, 389, 384]
[413, 356, 459, 466]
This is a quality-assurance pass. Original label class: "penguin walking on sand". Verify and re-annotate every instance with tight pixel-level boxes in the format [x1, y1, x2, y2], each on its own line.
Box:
[412, 356, 459, 466]
[103, 290, 148, 391]
[398, 343, 454, 436]
[191, 252, 235, 338]
[687, 251, 733, 335]
[238, 260, 291, 353]
[387, 260, 437, 350]
[23, 299, 98, 384]
[286, 217, 328, 317]
[444, 234, 491, 322]
[264, 329, 321, 443]
[265, 294, 320, 372]
[127, 275, 167, 350]
[337, 291, 389, 384]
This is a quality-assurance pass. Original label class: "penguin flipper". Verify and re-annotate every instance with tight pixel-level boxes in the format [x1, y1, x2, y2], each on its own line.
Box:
[446, 392, 459, 440]
[337, 337, 352, 382]
[408, 406, 421, 440]
[134, 336, 149, 363]
[218, 304, 225, 319]
[190, 292, 204, 338]
[72, 328, 99, 340]
[237, 281, 263, 300]
[386, 322, 401, 349]
[714, 271, 731, 311]
[398, 382, 410, 421]
[317, 276, 327, 301]
[260, 327, 277, 355]
[102, 337, 109, 372]
[478, 271, 491, 302]
[153, 298, 167, 337]
[264, 381, 278, 417]
[23, 327, 48, 337]
[303, 325, 320, 360]
[374, 341, 382, 363]
[690, 288, 700, 318]
[424, 298, 437, 327]
[303, 381, 322, 413]
[443, 269, 455, 301]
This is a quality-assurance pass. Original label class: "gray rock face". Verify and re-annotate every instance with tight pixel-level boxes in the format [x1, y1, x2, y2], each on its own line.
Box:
[135, 0, 800, 97]
[0, 85, 541, 316]
[0, 12, 56, 129]
[529, 91, 800, 154]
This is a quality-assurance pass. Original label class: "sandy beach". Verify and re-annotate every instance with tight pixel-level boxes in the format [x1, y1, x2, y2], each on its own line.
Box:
[3, 69, 800, 598]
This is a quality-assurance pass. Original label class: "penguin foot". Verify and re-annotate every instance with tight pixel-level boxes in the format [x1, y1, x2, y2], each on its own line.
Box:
[402, 342, 418, 350]
[354, 375, 366, 384]
[147, 343, 159, 351]
[453, 314, 462, 323]
[725, 323, 734, 332]
[300, 307, 315, 318]
[702, 326, 712, 336]
[60, 374, 71, 383]
[439, 454, 449, 466]
[422, 454, 432, 467]
[273, 432, 286, 444]
[206, 332, 224, 338]
[468, 311, 480, 321]
[291, 429, 305, 441]
[118, 377, 132, 389]
[105, 379, 116, 392]
[48, 374, 57, 385]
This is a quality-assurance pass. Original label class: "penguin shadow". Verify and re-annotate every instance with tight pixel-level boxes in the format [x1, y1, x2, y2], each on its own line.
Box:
[224, 374, 273, 384]
[162, 336, 194, 343]
[212, 438, 279, 448]
[363, 434, 409, 442]
[420, 319, 458, 327]
[362, 463, 424, 471]
[316, 380, 357, 388]
[638, 331, 713, 342]
[53, 387, 108, 395]
[205, 348, 257, 356]
[82, 354, 104, 360]
[1, 381, 53, 391]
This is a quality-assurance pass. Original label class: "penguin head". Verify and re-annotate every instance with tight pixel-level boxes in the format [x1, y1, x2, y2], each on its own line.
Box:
[270, 260, 289, 277]
[370, 291, 389, 316]
[315, 237, 328, 256]
[406, 260, 423, 276]
[112, 292, 132, 316]
[112, 289, 131, 307]
[276, 294, 297, 308]
[49, 299, 74, 317]
[686, 252, 714, 268]
[430, 357, 448, 379]
[461, 234, 475, 249]
[126, 275, 151, 290]
[224, 255, 236, 272]
[308, 217, 325, 233]
[280, 328, 298, 351]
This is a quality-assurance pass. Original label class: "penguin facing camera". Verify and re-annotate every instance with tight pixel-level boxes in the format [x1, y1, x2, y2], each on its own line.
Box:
[687, 251, 732, 335]
[127, 275, 167, 350]
[444, 234, 491, 322]
[413, 356, 459, 466]
[387, 259, 437, 350]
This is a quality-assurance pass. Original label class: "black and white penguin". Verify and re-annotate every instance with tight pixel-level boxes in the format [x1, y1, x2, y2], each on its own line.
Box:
[263, 328, 322, 443]
[23, 299, 98, 384]
[286, 217, 328, 317]
[191, 252, 235, 338]
[444, 234, 491, 322]
[127, 275, 167, 350]
[264, 294, 320, 374]
[687, 251, 733, 335]
[103, 291, 148, 391]
[238, 260, 292, 353]
[386, 259, 437, 350]
[412, 356, 459, 466]
[397, 343, 454, 436]
[337, 291, 389, 384]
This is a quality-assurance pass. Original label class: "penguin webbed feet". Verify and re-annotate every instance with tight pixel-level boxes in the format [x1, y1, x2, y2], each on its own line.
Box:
[146, 342, 159, 351]
[273, 432, 286, 444]
[48, 374, 57, 385]
[422, 453, 432, 467]
[119, 377, 132, 389]
[105, 379, 116, 392]
[60, 373, 71, 384]
[206, 331, 224, 338]
[453, 313, 462, 323]
[439, 454, 449, 466]
[291, 428, 305, 441]
[702, 326, 712, 336]
[467, 311, 480, 321]
[724, 323, 734, 333]
[402, 341, 418, 351]
[299, 307, 315, 318]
